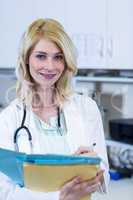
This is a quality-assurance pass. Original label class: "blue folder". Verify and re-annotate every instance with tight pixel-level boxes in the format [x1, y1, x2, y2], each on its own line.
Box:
[17, 153, 101, 165]
[0, 148, 25, 186]
[0, 148, 101, 187]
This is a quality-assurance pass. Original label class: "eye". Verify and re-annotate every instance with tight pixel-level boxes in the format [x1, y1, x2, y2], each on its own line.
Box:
[36, 54, 47, 60]
[54, 54, 64, 61]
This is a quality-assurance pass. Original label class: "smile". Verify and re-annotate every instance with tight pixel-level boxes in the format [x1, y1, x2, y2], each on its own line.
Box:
[39, 73, 56, 80]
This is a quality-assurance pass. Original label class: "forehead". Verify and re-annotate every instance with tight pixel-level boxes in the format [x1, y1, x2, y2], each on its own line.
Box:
[33, 39, 61, 53]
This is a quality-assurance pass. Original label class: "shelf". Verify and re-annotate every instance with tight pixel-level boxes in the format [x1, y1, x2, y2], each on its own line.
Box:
[106, 139, 133, 150]
[74, 76, 133, 84]
[0, 68, 15, 75]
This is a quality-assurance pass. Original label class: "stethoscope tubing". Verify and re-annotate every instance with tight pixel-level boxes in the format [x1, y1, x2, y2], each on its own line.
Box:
[13, 105, 61, 152]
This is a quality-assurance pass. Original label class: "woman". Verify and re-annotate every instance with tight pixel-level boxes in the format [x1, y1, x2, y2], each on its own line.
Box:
[0, 18, 109, 200]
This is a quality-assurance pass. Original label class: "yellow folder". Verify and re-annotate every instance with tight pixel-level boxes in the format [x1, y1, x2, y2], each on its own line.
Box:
[23, 163, 100, 200]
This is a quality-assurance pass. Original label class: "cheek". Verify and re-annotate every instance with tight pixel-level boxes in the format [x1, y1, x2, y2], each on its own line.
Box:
[29, 56, 41, 71]
[58, 63, 65, 73]
[29, 61, 40, 79]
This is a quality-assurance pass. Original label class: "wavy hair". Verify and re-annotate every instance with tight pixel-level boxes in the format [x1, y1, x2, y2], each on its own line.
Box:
[16, 18, 77, 107]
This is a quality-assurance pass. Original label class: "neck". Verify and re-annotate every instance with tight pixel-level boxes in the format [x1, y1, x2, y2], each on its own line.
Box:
[32, 86, 57, 109]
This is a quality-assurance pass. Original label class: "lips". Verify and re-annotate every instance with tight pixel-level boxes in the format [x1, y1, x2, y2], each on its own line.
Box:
[39, 73, 56, 80]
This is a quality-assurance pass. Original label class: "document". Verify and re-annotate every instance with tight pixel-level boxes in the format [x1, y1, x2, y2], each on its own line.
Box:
[0, 148, 101, 200]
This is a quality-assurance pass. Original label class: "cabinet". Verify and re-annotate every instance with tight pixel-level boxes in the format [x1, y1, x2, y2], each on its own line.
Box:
[107, 0, 133, 69]
[0, 0, 66, 68]
[65, 0, 106, 69]
[32, 0, 66, 26]
[65, 0, 133, 69]
[0, 0, 133, 69]
[0, 0, 35, 68]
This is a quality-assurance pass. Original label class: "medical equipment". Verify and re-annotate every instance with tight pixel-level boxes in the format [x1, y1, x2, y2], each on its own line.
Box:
[13, 105, 61, 152]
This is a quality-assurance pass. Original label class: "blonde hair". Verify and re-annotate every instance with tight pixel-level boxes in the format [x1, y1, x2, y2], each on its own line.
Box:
[16, 18, 77, 107]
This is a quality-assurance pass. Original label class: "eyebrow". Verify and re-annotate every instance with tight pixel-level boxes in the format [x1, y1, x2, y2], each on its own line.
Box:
[34, 51, 63, 55]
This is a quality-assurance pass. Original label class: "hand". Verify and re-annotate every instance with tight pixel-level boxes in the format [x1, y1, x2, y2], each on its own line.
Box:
[74, 146, 104, 185]
[74, 146, 97, 156]
[59, 170, 104, 200]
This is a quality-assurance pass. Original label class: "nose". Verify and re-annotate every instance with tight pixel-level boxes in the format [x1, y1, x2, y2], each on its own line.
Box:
[44, 57, 55, 71]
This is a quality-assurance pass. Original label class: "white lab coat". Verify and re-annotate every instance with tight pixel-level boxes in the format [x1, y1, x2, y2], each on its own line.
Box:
[0, 93, 109, 200]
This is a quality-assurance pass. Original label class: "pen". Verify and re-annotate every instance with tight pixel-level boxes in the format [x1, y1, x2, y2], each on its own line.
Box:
[88, 142, 96, 151]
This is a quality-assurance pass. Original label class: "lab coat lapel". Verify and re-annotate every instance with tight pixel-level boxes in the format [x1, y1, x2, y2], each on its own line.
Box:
[63, 101, 88, 153]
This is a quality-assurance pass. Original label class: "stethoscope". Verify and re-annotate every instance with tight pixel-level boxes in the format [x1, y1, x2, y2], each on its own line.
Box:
[13, 105, 61, 152]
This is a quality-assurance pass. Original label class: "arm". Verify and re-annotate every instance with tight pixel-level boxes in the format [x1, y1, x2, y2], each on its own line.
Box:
[58, 96, 109, 200]
[82, 97, 110, 193]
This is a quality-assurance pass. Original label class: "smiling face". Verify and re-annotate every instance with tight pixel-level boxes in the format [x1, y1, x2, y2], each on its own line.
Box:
[28, 39, 65, 89]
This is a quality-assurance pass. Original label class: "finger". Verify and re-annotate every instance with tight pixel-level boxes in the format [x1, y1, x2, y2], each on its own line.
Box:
[74, 146, 89, 155]
[96, 169, 104, 175]
[86, 171, 104, 186]
[60, 177, 83, 200]
[60, 177, 82, 199]
[96, 170, 105, 184]
[74, 146, 94, 155]
[86, 182, 101, 193]
[61, 176, 82, 192]
[73, 181, 100, 197]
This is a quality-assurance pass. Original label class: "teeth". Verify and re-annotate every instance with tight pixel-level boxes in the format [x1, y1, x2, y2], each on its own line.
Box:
[39, 73, 55, 75]
[42, 74, 55, 76]
[39, 73, 56, 79]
